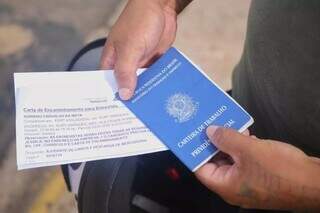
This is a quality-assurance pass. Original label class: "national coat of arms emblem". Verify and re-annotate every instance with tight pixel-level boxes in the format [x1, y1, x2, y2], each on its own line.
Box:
[165, 93, 199, 123]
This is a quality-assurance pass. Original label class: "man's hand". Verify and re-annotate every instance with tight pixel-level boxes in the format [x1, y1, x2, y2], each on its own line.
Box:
[195, 126, 320, 211]
[100, 0, 191, 100]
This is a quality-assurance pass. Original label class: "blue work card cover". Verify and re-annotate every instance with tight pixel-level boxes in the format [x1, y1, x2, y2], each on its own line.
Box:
[120, 47, 254, 171]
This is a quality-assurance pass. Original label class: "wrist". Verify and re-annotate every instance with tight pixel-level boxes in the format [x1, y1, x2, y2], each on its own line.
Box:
[293, 157, 320, 210]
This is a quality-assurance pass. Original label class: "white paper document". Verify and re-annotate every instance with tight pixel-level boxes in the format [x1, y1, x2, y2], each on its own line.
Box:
[14, 70, 167, 170]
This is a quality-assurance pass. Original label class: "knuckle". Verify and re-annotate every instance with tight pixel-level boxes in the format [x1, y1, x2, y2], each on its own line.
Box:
[115, 70, 136, 86]
[115, 64, 135, 76]
[106, 39, 115, 47]
[116, 67, 130, 77]
[101, 56, 114, 67]
[115, 71, 127, 82]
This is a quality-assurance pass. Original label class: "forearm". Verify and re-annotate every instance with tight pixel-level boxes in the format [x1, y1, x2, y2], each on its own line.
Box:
[275, 156, 320, 211]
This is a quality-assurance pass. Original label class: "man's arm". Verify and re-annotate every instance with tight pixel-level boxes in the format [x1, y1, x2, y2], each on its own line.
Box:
[196, 126, 320, 211]
[100, 0, 192, 100]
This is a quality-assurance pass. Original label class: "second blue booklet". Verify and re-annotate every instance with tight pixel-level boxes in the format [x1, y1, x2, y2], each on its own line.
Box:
[120, 47, 253, 171]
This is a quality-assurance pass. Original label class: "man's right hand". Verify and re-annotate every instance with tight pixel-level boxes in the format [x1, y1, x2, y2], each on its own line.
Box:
[101, 0, 189, 100]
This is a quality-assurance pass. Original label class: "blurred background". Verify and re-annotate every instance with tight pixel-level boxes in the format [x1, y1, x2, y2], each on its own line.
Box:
[0, 0, 250, 212]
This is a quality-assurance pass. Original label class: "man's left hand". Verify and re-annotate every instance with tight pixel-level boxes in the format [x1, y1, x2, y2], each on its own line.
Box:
[195, 126, 320, 211]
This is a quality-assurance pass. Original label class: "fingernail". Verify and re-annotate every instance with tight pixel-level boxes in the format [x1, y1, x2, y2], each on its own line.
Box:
[119, 88, 132, 100]
[206, 125, 218, 136]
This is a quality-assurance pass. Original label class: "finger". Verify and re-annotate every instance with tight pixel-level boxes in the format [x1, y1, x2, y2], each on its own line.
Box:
[214, 158, 232, 167]
[195, 162, 231, 191]
[211, 152, 234, 165]
[114, 47, 141, 100]
[242, 129, 250, 136]
[100, 41, 116, 70]
[206, 126, 252, 157]
[139, 52, 162, 68]
[195, 163, 218, 184]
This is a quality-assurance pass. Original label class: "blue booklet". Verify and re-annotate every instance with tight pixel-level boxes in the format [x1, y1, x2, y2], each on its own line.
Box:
[120, 47, 253, 171]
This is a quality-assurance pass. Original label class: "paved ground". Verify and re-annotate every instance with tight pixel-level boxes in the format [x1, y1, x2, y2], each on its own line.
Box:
[0, 0, 250, 212]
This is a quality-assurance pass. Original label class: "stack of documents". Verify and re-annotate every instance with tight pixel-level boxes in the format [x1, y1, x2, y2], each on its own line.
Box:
[14, 47, 253, 171]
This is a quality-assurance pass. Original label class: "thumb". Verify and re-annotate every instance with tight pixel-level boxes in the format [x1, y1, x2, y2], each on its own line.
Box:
[114, 47, 141, 100]
[206, 126, 252, 158]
